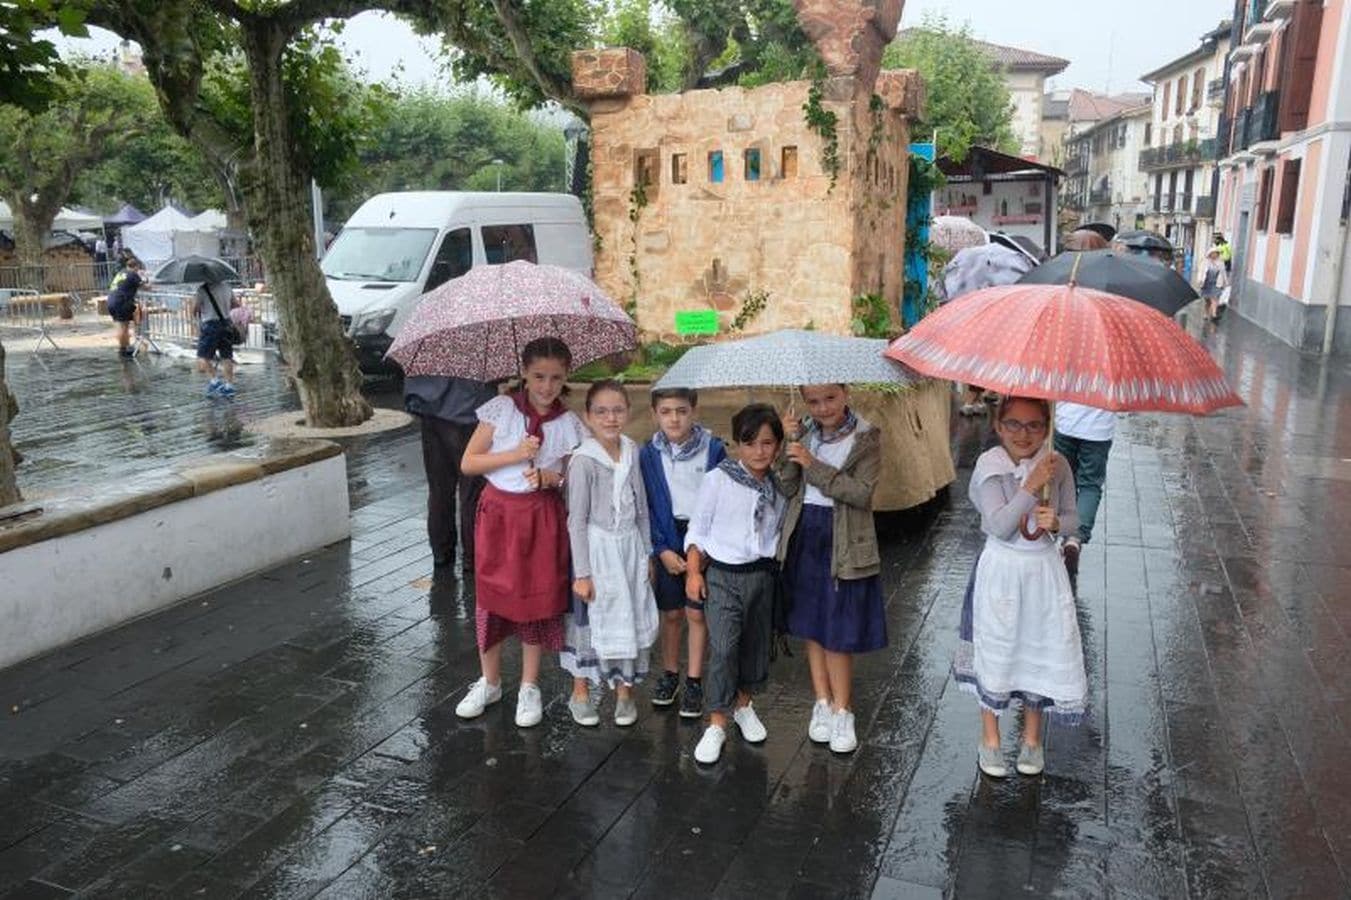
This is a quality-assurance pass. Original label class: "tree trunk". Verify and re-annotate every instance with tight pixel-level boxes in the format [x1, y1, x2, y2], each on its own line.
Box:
[239, 22, 371, 428]
[9, 196, 57, 292]
[0, 339, 20, 508]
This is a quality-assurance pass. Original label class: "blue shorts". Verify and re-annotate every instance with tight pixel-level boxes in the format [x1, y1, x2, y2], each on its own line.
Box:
[108, 299, 135, 323]
[653, 520, 702, 611]
[197, 319, 235, 361]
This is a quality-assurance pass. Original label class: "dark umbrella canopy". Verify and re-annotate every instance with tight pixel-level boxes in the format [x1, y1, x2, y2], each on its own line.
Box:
[1114, 230, 1173, 252]
[1017, 249, 1198, 317]
[1079, 222, 1117, 241]
[154, 255, 239, 284]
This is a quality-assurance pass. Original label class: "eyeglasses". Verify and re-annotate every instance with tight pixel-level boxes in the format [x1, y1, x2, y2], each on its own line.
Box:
[589, 406, 628, 419]
[999, 418, 1047, 436]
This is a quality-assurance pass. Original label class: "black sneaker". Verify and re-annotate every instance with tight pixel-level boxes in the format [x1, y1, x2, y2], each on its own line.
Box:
[651, 671, 680, 707]
[679, 679, 704, 719]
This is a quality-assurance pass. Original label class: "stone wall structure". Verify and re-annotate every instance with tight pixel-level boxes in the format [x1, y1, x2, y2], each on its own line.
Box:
[573, 2, 923, 339]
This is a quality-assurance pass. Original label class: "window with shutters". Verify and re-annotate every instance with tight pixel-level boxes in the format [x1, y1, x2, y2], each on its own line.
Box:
[1279, 0, 1323, 133]
[1176, 76, 1186, 115]
[1274, 159, 1301, 234]
[1255, 166, 1274, 231]
[1192, 67, 1204, 110]
[1161, 82, 1171, 118]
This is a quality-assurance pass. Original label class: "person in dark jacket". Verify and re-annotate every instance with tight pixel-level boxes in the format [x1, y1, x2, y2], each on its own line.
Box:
[405, 375, 497, 574]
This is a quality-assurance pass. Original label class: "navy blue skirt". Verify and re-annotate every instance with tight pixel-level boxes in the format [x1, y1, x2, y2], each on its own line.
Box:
[784, 504, 887, 653]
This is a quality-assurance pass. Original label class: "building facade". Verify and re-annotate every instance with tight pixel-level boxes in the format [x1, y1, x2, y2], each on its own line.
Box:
[1216, 0, 1351, 353]
[1064, 104, 1153, 231]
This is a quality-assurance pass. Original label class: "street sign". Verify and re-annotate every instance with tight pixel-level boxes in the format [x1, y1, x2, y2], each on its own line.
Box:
[675, 310, 719, 336]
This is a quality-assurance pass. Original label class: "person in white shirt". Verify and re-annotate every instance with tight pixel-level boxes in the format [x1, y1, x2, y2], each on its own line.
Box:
[685, 404, 787, 765]
[1052, 401, 1116, 578]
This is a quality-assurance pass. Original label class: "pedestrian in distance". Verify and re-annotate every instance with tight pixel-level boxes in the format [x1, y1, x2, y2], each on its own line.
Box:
[456, 337, 585, 728]
[189, 278, 240, 397]
[404, 375, 496, 575]
[955, 396, 1086, 779]
[1199, 247, 1229, 322]
[561, 381, 660, 728]
[1213, 232, 1232, 274]
[638, 387, 727, 718]
[778, 384, 885, 755]
[106, 257, 146, 359]
[685, 403, 787, 765]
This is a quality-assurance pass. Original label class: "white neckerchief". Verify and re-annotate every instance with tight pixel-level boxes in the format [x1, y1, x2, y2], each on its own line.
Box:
[573, 435, 636, 523]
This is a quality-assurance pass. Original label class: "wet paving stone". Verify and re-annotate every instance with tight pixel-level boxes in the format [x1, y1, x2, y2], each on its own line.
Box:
[1, 319, 1349, 896]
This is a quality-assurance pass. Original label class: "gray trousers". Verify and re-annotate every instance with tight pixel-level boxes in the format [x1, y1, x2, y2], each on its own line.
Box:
[705, 560, 776, 714]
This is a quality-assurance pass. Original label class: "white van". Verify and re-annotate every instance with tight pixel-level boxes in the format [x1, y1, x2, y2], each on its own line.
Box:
[321, 191, 593, 372]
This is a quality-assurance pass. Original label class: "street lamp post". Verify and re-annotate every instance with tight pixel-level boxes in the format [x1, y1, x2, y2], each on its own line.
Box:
[492, 158, 504, 192]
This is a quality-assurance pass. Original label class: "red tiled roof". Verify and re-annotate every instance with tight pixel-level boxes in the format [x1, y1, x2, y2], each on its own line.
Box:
[897, 29, 1069, 72]
[1065, 89, 1152, 122]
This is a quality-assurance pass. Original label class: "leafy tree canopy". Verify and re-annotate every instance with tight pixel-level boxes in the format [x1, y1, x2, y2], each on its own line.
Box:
[882, 13, 1018, 162]
[0, 0, 93, 110]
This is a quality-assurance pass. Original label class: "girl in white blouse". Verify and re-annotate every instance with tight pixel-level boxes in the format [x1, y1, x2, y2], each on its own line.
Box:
[455, 337, 585, 728]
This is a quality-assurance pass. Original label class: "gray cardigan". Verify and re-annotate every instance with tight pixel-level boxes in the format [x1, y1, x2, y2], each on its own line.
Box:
[566, 452, 652, 580]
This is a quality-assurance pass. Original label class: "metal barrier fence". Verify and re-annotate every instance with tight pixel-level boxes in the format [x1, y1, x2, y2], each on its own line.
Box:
[138, 289, 280, 354]
[0, 256, 267, 297]
[0, 288, 62, 350]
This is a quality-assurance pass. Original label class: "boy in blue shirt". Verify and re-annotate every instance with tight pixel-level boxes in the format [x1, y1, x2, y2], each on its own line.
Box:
[639, 387, 726, 718]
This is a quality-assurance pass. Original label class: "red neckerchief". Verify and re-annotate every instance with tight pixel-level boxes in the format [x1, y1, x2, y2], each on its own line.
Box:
[512, 389, 565, 439]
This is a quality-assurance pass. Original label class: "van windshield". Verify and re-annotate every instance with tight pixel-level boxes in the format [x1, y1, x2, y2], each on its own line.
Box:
[322, 228, 438, 282]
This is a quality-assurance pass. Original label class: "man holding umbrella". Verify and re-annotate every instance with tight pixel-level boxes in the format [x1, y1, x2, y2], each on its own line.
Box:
[162, 256, 244, 397]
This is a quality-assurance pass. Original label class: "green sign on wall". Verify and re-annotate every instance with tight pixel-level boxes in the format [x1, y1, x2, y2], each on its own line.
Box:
[674, 310, 719, 335]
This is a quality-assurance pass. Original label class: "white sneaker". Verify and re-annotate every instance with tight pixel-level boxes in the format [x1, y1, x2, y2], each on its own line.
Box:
[808, 699, 833, 743]
[829, 710, 858, 754]
[694, 725, 726, 764]
[455, 677, 502, 719]
[733, 702, 768, 743]
[515, 682, 543, 727]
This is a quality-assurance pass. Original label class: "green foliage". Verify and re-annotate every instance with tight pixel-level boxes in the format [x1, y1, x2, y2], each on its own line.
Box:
[882, 13, 1019, 162]
[729, 288, 769, 333]
[851, 293, 896, 339]
[803, 63, 839, 189]
[72, 74, 223, 214]
[599, 0, 690, 93]
[0, 61, 142, 230]
[329, 90, 567, 221]
[570, 340, 696, 383]
[0, 0, 92, 111]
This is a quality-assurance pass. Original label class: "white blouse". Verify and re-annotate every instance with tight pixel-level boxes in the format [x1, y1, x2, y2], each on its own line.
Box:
[684, 467, 786, 565]
[803, 432, 857, 508]
[662, 445, 710, 520]
[476, 394, 585, 493]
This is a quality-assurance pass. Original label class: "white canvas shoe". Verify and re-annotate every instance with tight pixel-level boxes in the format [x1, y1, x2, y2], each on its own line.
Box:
[733, 702, 768, 743]
[808, 699, 833, 743]
[829, 710, 858, 754]
[695, 725, 727, 764]
[455, 677, 502, 719]
[515, 682, 543, 727]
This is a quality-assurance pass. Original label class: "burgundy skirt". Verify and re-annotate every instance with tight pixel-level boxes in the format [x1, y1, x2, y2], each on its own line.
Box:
[474, 483, 569, 623]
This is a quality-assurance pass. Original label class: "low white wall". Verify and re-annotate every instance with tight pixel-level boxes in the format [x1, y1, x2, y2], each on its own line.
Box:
[0, 454, 350, 670]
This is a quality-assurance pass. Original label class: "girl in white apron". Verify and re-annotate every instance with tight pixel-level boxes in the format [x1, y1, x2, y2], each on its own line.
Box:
[954, 396, 1086, 778]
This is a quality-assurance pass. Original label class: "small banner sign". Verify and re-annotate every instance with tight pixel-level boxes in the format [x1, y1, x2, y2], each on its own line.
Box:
[675, 310, 719, 335]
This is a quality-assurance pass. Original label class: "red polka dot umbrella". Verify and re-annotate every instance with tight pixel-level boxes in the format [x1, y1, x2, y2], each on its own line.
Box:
[884, 282, 1242, 414]
[386, 261, 638, 380]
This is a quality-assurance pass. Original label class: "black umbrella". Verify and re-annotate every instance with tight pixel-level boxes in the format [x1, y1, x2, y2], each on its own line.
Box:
[1078, 222, 1117, 241]
[153, 255, 238, 284]
[1017, 249, 1198, 317]
[1113, 229, 1173, 253]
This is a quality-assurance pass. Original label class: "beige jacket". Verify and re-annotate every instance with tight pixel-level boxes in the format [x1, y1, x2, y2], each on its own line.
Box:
[775, 424, 882, 580]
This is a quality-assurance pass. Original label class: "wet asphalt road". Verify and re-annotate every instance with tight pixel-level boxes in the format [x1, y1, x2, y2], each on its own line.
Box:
[0, 316, 1349, 898]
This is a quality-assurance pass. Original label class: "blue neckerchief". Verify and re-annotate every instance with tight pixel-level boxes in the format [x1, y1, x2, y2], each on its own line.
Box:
[652, 424, 710, 463]
[716, 459, 779, 527]
[802, 407, 859, 449]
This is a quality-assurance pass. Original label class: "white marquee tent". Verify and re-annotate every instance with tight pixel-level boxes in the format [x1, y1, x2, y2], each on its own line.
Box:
[0, 200, 103, 235]
[122, 206, 221, 265]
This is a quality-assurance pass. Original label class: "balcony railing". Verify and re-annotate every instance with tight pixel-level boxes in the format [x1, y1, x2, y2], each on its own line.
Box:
[1231, 107, 1252, 151]
[1253, 90, 1280, 143]
[1064, 155, 1089, 176]
[1089, 186, 1112, 204]
[1139, 138, 1218, 170]
[1207, 78, 1225, 102]
[1194, 195, 1216, 218]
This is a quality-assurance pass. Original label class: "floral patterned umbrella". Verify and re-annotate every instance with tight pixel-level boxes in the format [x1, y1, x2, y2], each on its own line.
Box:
[385, 261, 637, 380]
[885, 282, 1242, 414]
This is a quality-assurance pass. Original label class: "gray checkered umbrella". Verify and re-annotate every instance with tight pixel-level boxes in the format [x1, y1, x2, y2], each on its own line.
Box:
[652, 329, 920, 390]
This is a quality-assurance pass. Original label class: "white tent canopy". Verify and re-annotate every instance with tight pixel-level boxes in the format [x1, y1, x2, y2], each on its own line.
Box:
[0, 200, 104, 234]
[122, 206, 221, 266]
[188, 209, 228, 231]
